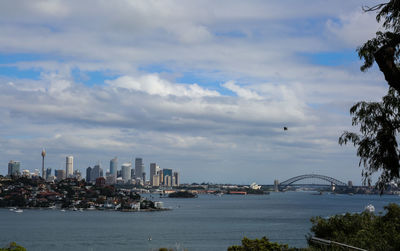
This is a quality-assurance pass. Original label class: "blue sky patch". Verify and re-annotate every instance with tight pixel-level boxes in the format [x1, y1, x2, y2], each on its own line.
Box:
[300, 50, 359, 66]
[0, 66, 41, 80]
[71, 68, 119, 86]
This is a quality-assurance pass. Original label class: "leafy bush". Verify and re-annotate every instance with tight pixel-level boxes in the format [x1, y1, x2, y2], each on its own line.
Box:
[227, 236, 295, 251]
[309, 203, 400, 251]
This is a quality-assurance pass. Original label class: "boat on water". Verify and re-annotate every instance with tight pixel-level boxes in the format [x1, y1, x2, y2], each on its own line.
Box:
[14, 209, 23, 213]
[365, 204, 375, 213]
[60, 209, 66, 212]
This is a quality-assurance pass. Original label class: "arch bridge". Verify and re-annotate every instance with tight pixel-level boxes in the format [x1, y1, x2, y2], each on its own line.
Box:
[278, 174, 347, 188]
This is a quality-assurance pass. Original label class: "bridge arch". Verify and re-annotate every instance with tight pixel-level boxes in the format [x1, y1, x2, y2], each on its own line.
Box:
[279, 174, 347, 187]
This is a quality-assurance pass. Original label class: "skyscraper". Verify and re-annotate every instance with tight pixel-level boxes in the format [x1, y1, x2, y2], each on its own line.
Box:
[55, 169, 66, 180]
[8, 160, 20, 176]
[91, 164, 103, 181]
[173, 172, 180, 186]
[66, 156, 74, 178]
[110, 157, 118, 177]
[86, 166, 92, 182]
[121, 162, 132, 183]
[150, 163, 159, 186]
[163, 169, 172, 185]
[135, 158, 144, 180]
[46, 168, 52, 180]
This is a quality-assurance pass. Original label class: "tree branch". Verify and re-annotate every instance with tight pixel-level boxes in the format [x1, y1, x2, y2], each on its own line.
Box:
[374, 33, 400, 93]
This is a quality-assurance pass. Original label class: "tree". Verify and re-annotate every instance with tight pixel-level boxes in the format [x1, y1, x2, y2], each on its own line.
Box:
[358, 1, 400, 92]
[227, 237, 295, 251]
[340, 1, 400, 189]
[0, 242, 26, 251]
[339, 88, 400, 190]
[308, 203, 400, 251]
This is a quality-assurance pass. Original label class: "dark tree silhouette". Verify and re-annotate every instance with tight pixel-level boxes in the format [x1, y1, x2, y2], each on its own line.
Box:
[340, 1, 400, 190]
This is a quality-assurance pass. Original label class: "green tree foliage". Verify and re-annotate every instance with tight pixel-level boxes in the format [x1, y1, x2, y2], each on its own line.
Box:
[341, 1, 400, 189]
[227, 237, 295, 251]
[309, 203, 400, 251]
[0, 242, 26, 251]
[339, 88, 400, 189]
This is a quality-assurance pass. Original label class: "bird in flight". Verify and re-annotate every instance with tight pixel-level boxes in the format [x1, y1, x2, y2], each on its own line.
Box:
[284, 127, 288, 131]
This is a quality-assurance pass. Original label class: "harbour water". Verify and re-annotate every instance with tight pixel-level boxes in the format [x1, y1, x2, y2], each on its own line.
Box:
[0, 192, 399, 251]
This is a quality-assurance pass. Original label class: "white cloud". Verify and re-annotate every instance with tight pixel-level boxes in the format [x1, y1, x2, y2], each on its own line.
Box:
[222, 81, 263, 100]
[326, 10, 381, 47]
[106, 74, 220, 98]
[0, 0, 387, 184]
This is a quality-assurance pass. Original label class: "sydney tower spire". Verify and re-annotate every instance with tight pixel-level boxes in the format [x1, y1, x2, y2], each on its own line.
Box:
[41, 148, 46, 180]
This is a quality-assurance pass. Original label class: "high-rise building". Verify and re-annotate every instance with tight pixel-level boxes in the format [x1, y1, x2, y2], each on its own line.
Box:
[150, 163, 160, 186]
[66, 156, 74, 178]
[86, 166, 92, 182]
[135, 158, 144, 180]
[46, 168, 52, 180]
[131, 169, 135, 179]
[158, 170, 164, 186]
[121, 163, 132, 183]
[162, 169, 172, 185]
[8, 160, 20, 176]
[152, 174, 160, 186]
[91, 164, 103, 181]
[164, 175, 172, 187]
[110, 157, 118, 177]
[55, 169, 66, 180]
[173, 172, 179, 187]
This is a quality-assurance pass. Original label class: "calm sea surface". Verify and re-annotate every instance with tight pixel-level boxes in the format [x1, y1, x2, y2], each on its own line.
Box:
[0, 192, 399, 251]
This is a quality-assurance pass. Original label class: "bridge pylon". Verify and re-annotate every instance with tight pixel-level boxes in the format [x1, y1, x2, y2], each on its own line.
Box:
[274, 180, 279, 192]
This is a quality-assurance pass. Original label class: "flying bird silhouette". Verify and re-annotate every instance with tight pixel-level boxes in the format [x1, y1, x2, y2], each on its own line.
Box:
[284, 127, 288, 131]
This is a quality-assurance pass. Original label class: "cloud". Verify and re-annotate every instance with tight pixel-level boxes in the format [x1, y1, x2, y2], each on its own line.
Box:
[222, 81, 263, 100]
[326, 10, 381, 47]
[106, 74, 220, 98]
[0, 0, 388, 184]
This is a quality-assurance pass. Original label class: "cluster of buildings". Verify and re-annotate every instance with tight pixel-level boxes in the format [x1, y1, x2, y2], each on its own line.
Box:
[0, 176, 163, 211]
[87, 157, 180, 187]
[5, 153, 180, 188]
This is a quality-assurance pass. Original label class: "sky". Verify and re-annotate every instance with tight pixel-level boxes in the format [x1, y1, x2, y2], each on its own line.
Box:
[0, 0, 388, 185]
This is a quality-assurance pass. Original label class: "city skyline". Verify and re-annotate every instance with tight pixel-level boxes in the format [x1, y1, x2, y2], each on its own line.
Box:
[0, 1, 386, 185]
[3, 151, 181, 185]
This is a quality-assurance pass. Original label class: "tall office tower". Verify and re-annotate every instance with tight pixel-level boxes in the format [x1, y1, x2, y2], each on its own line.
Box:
[164, 175, 172, 187]
[110, 157, 118, 177]
[41, 149, 46, 179]
[131, 169, 135, 179]
[150, 163, 160, 186]
[121, 163, 132, 183]
[142, 172, 146, 183]
[162, 169, 172, 185]
[158, 170, 164, 186]
[8, 160, 20, 176]
[173, 172, 180, 186]
[135, 158, 144, 180]
[66, 156, 74, 178]
[86, 166, 92, 182]
[152, 174, 160, 186]
[91, 164, 103, 181]
[46, 168, 52, 180]
[55, 169, 66, 180]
